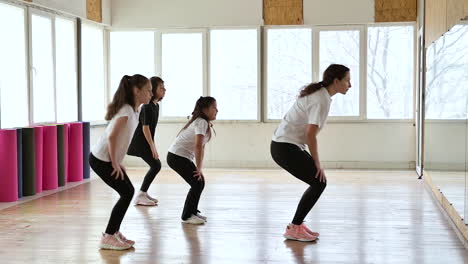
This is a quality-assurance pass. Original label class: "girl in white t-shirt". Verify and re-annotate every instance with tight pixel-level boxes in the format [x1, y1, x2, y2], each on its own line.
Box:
[271, 64, 351, 242]
[167, 96, 218, 225]
[89, 74, 152, 250]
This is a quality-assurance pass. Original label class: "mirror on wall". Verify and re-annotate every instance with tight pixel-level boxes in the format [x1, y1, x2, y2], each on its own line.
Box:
[424, 23, 468, 223]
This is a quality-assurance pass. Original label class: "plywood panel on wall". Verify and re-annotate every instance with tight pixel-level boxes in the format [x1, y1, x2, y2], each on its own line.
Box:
[465, 0, 468, 18]
[264, 0, 303, 25]
[87, 0, 102, 23]
[447, 0, 465, 30]
[425, 0, 447, 47]
[375, 0, 417, 22]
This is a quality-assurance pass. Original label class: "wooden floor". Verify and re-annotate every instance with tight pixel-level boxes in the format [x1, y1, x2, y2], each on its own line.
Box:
[1, 169, 468, 264]
[428, 170, 466, 219]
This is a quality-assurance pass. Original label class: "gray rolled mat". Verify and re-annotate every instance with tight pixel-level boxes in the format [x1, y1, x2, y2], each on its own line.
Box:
[22, 128, 36, 196]
[57, 124, 66, 187]
[82, 122, 90, 179]
[17, 128, 23, 198]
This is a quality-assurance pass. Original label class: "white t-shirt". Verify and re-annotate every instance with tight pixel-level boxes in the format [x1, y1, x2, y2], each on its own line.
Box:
[92, 104, 140, 163]
[272, 87, 332, 149]
[168, 118, 210, 160]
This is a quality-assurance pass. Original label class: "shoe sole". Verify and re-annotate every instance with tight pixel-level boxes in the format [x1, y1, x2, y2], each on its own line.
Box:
[181, 220, 205, 225]
[99, 243, 132, 250]
[283, 235, 316, 242]
[134, 202, 157, 206]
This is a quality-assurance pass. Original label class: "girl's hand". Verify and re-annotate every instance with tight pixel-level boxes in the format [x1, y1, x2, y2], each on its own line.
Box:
[193, 169, 204, 181]
[111, 162, 125, 180]
[151, 145, 159, 160]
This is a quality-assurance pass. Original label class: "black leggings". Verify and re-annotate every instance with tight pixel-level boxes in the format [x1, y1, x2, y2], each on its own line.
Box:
[139, 151, 162, 192]
[270, 141, 327, 225]
[89, 153, 135, 234]
[167, 152, 205, 220]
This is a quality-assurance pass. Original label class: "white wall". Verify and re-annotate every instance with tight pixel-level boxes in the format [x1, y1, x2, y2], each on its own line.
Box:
[91, 122, 416, 169]
[111, 0, 263, 28]
[303, 0, 375, 25]
[111, 0, 375, 28]
[13, 0, 111, 25]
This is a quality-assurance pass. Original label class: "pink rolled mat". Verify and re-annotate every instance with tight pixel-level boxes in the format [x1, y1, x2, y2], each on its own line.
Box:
[64, 124, 69, 182]
[0, 129, 18, 202]
[34, 126, 44, 193]
[68, 122, 83, 182]
[42, 125, 58, 190]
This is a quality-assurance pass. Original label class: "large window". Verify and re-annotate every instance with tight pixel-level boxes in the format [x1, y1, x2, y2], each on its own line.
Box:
[31, 13, 55, 123]
[426, 25, 468, 119]
[367, 25, 414, 119]
[210, 29, 258, 120]
[319, 30, 360, 117]
[161, 32, 203, 118]
[109, 31, 155, 96]
[55, 17, 78, 123]
[81, 24, 106, 121]
[0, 3, 29, 128]
[267, 28, 312, 120]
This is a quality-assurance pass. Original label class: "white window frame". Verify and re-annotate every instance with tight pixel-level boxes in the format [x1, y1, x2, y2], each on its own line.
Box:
[0, 0, 29, 128]
[81, 21, 108, 124]
[55, 15, 78, 123]
[28, 8, 56, 125]
[106, 23, 417, 125]
[263, 25, 313, 123]
[107, 28, 157, 104]
[156, 28, 208, 123]
[314, 25, 365, 121]
[365, 22, 417, 122]
[208, 26, 261, 123]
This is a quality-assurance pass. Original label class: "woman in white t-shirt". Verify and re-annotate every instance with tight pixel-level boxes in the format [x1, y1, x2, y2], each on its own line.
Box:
[89, 74, 152, 250]
[271, 64, 351, 242]
[167, 96, 218, 225]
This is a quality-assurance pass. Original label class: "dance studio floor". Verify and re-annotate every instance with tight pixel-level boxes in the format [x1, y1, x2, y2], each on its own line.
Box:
[1, 169, 467, 264]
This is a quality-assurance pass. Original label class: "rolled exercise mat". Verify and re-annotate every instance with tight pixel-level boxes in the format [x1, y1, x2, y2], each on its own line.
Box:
[22, 127, 36, 196]
[82, 122, 90, 179]
[56, 124, 66, 187]
[34, 126, 44, 193]
[68, 122, 83, 182]
[0, 129, 18, 202]
[16, 128, 23, 198]
[42, 125, 58, 190]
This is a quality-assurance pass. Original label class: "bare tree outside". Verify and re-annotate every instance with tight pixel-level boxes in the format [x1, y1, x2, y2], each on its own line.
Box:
[426, 25, 468, 119]
[320, 30, 360, 116]
[367, 26, 414, 119]
[267, 28, 311, 120]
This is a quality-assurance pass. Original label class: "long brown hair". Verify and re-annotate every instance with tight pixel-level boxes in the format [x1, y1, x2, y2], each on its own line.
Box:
[179, 96, 216, 142]
[105, 74, 149, 120]
[299, 64, 350, 97]
[150, 76, 164, 102]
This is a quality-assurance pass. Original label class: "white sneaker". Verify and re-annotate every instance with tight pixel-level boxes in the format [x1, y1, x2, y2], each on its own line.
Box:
[181, 215, 205, 225]
[134, 192, 156, 206]
[196, 213, 207, 222]
[145, 193, 158, 204]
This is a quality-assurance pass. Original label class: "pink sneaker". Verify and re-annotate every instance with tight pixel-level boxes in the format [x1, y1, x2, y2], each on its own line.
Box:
[116, 231, 135, 246]
[99, 233, 132, 250]
[283, 224, 317, 242]
[300, 223, 320, 237]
